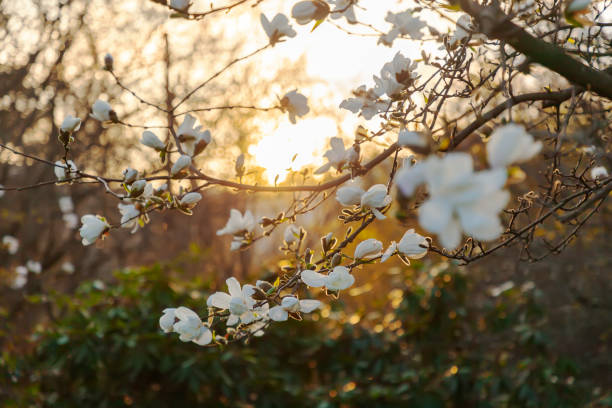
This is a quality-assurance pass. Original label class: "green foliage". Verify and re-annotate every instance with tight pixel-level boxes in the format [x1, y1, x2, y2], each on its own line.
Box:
[1, 264, 600, 407]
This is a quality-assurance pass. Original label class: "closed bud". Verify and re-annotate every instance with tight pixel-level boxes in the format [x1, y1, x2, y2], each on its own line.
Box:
[129, 179, 147, 197]
[250, 287, 268, 301]
[104, 53, 114, 71]
[257, 281, 274, 293]
[331, 252, 342, 267]
[123, 167, 139, 184]
[304, 248, 313, 264]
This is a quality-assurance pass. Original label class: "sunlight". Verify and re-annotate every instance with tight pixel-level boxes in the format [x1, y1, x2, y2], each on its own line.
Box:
[248, 117, 338, 184]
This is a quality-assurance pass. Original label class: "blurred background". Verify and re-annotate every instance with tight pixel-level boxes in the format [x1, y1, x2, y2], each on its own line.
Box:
[0, 0, 611, 406]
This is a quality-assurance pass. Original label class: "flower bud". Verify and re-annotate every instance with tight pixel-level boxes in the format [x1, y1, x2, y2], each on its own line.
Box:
[354, 238, 383, 259]
[291, 0, 330, 25]
[129, 179, 147, 197]
[140, 131, 166, 151]
[123, 167, 139, 184]
[104, 53, 114, 71]
[331, 252, 342, 267]
[304, 248, 313, 264]
[171, 154, 192, 176]
[179, 192, 202, 208]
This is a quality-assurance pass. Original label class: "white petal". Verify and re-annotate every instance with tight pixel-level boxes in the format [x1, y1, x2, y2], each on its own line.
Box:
[300, 270, 328, 287]
[207, 292, 231, 309]
[299, 299, 321, 313]
[269, 306, 289, 321]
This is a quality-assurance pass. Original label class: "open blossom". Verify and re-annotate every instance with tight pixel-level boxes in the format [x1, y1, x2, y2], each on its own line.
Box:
[217, 209, 256, 236]
[269, 296, 321, 321]
[140, 131, 166, 151]
[261, 13, 296, 45]
[2, 235, 19, 254]
[374, 52, 418, 98]
[400, 153, 509, 249]
[60, 115, 81, 134]
[179, 192, 202, 208]
[170, 0, 190, 12]
[79, 215, 110, 246]
[284, 224, 301, 244]
[291, 0, 330, 25]
[315, 137, 357, 174]
[486, 123, 542, 168]
[397, 229, 428, 258]
[161, 307, 212, 346]
[118, 203, 140, 233]
[590, 166, 609, 179]
[26, 260, 42, 274]
[360, 184, 392, 220]
[280, 90, 309, 124]
[207, 277, 264, 326]
[398, 129, 427, 148]
[340, 85, 388, 120]
[336, 180, 364, 206]
[54, 160, 78, 181]
[379, 10, 427, 46]
[171, 154, 192, 176]
[90, 99, 116, 122]
[177, 114, 211, 157]
[301, 266, 355, 291]
[354, 238, 383, 259]
[329, 0, 357, 23]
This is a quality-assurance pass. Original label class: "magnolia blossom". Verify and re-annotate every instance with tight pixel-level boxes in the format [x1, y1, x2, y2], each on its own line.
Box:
[315, 137, 357, 174]
[90, 99, 116, 122]
[340, 85, 388, 120]
[128, 180, 148, 198]
[58, 196, 74, 213]
[177, 114, 212, 157]
[54, 160, 78, 181]
[60, 115, 81, 134]
[61, 262, 75, 274]
[269, 296, 321, 321]
[63, 213, 79, 229]
[329, 0, 357, 24]
[284, 224, 301, 244]
[354, 238, 383, 259]
[397, 229, 428, 258]
[590, 166, 608, 179]
[163, 307, 213, 346]
[179, 192, 202, 208]
[291, 0, 330, 25]
[486, 123, 542, 168]
[140, 131, 166, 151]
[118, 203, 140, 233]
[12, 269, 28, 289]
[79, 215, 110, 246]
[171, 154, 192, 176]
[2, 235, 19, 254]
[280, 90, 309, 124]
[379, 10, 427, 46]
[216, 209, 256, 236]
[336, 180, 365, 206]
[170, 0, 190, 12]
[360, 184, 392, 220]
[26, 260, 42, 274]
[122, 168, 139, 184]
[260, 13, 296, 45]
[207, 277, 263, 325]
[396, 153, 509, 249]
[398, 129, 427, 148]
[374, 52, 418, 98]
[301, 266, 355, 291]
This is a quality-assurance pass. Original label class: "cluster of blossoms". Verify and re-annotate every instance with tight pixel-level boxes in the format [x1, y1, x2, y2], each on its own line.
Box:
[10, 260, 42, 289]
[378, 9, 427, 46]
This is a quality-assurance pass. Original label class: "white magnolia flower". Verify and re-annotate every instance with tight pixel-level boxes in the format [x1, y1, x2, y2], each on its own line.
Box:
[159, 308, 177, 333]
[291, 0, 330, 25]
[171, 154, 192, 176]
[398, 129, 427, 148]
[216, 209, 256, 236]
[54, 160, 78, 181]
[280, 90, 309, 124]
[207, 277, 262, 326]
[63, 213, 79, 229]
[336, 180, 365, 206]
[179, 192, 202, 208]
[128, 180, 148, 198]
[171, 307, 213, 346]
[11, 273, 27, 289]
[269, 296, 321, 321]
[397, 229, 428, 259]
[170, 0, 190, 12]
[374, 52, 418, 98]
[416, 153, 509, 249]
[380, 241, 397, 263]
[329, 0, 357, 23]
[26, 260, 42, 274]
[284, 224, 301, 244]
[58, 196, 74, 213]
[122, 168, 139, 184]
[590, 166, 608, 179]
[118, 203, 140, 233]
[177, 114, 212, 157]
[2, 235, 19, 254]
[340, 85, 388, 120]
[360, 184, 392, 220]
[315, 137, 357, 174]
[449, 14, 472, 46]
[261, 13, 296, 45]
[140, 131, 166, 151]
[395, 159, 427, 197]
[90, 100, 115, 122]
[60, 115, 81, 134]
[354, 238, 383, 259]
[381, 10, 426, 44]
[301, 266, 355, 291]
[486, 123, 542, 168]
[79, 215, 110, 246]
[61, 262, 75, 274]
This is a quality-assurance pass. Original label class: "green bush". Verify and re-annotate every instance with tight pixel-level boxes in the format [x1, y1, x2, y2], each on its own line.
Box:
[1, 264, 601, 407]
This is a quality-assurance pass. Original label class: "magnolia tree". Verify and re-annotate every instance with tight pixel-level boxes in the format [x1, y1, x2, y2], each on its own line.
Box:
[1, 0, 611, 347]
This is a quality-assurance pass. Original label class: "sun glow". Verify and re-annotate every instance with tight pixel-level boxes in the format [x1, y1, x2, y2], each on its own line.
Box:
[248, 117, 338, 184]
